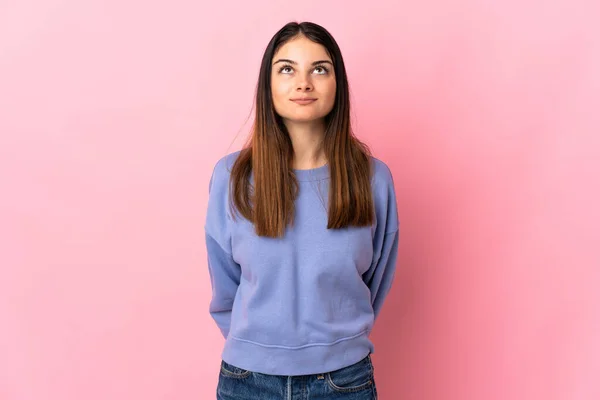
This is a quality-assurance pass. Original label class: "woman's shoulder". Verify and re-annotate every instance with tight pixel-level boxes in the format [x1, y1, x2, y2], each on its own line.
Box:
[210, 150, 244, 181]
[369, 156, 399, 231]
[369, 156, 394, 186]
[213, 150, 243, 173]
[208, 150, 244, 194]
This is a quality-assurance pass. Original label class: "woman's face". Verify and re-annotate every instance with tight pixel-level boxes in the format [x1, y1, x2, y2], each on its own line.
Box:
[270, 36, 336, 124]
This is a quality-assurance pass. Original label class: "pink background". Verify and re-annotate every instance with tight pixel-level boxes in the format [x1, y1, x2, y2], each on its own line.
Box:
[1, 1, 599, 399]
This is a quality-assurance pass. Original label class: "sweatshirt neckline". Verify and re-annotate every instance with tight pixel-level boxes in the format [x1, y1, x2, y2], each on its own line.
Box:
[293, 163, 330, 181]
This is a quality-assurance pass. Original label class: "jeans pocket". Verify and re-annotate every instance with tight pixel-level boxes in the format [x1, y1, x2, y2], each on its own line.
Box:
[326, 354, 374, 393]
[220, 360, 252, 379]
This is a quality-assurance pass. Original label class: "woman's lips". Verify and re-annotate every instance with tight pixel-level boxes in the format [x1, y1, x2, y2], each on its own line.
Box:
[291, 99, 317, 105]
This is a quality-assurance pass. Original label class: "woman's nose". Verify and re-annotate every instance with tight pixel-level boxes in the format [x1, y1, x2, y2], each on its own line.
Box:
[296, 81, 313, 91]
[296, 75, 313, 91]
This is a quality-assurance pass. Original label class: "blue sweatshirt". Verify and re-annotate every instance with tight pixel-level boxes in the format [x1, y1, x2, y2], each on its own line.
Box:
[205, 151, 399, 376]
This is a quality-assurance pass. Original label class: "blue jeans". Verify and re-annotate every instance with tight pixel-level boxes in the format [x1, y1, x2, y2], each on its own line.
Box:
[216, 353, 378, 399]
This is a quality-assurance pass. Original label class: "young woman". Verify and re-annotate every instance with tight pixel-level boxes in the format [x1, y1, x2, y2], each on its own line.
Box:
[205, 21, 399, 399]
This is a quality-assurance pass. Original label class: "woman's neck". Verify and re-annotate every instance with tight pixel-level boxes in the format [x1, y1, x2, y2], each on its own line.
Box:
[285, 119, 327, 170]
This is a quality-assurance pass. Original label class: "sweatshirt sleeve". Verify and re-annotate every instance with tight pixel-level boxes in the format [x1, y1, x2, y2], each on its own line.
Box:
[362, 160, 400, 321]
[205, 156, 241, 339]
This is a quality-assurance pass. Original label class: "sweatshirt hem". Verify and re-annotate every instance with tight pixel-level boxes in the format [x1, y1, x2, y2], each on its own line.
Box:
[221, 330, 375, 376]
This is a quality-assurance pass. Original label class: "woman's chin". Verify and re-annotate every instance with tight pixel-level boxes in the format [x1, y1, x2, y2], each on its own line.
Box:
[283, 114, 327, 124]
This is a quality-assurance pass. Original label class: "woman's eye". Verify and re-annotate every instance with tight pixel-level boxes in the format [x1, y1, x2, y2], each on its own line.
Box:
[278, 65, 329, 74]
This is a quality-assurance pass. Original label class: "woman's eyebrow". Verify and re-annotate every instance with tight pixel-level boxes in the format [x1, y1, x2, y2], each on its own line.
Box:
[272, 59, 333, 66]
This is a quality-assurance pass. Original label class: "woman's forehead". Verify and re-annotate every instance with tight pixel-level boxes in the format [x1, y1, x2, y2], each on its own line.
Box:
[273, 37, 331, 62]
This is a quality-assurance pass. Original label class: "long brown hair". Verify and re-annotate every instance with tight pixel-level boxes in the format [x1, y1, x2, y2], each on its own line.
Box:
[230, 21, 374, 238]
